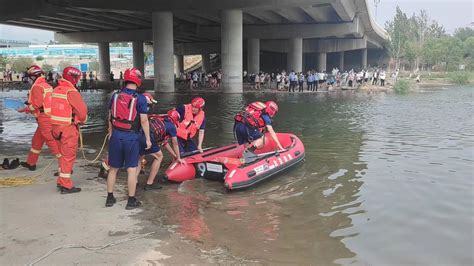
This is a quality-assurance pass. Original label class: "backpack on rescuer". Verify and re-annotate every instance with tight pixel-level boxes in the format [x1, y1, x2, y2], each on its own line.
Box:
[110, 91, 140, 131]
[234, 101, 267, 130]
[148, 114, 169, 144]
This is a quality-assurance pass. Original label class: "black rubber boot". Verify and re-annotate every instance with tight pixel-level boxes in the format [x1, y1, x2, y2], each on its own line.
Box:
[2, 158, 10, 169]
[125, 197, 141, 210]
[144, 182, 163, 191]
[98, 166, 108, 179]
[105, 194, 116, 207]
[20, 162, 36, 171]
[60, 187, 81, 194]
[9, 158, 20, 169]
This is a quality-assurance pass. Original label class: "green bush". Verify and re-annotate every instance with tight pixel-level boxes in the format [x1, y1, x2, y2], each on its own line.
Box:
[448, 71, 471, 84]
[393, 79, 413, 93]
[35, 55, 44, 61]
[11, 57, 34, 72]
[42, 63, 54, 72]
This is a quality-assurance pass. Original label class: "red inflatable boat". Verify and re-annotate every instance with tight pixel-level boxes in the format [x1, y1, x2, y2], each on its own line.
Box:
[164, 133, 305, 190]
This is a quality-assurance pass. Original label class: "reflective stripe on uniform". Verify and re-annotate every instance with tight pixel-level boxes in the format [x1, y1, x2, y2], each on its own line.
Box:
[51, 93, 68, 100]
[51, 115, 72, 123]
[43, 108, 51, 113]
[55, 154, 62, 158]
[59, 173, 71, 178]
[30, 148, 41, 154]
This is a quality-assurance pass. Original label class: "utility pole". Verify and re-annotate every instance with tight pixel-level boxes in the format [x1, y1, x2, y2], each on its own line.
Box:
[374, 0, 381, 21]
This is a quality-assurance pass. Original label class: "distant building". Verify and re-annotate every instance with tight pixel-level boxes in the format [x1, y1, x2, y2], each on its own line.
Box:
[0, 39, 32, 48]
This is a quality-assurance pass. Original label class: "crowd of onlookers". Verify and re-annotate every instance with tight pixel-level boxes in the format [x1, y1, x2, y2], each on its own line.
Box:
[242, 66, 395, 92]
[176, 70, 223, 90]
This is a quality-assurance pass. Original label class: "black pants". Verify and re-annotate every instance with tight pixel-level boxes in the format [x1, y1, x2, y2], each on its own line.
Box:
[380, 79, 385, 86]
[372, 78, 378, 85]
[315, 81, 319, 91]
[298, 81, 304, 92]
[289, 81, 296, 92]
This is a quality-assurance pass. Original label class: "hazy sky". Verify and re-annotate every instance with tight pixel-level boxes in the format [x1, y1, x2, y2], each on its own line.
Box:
[0, 0, 472, 43]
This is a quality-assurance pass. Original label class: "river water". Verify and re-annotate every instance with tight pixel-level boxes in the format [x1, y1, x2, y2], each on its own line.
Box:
[1, 86, 473, 264]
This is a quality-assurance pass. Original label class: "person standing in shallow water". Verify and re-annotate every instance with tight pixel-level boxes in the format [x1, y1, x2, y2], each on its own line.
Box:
[106, 68, 151, 210]
[174, 97, 206, 155]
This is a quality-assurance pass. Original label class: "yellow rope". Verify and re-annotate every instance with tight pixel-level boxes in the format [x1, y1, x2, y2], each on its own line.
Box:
[78, 128, 109, 164]
[0, 129, 108, 188]
[0, 159, 54, 187]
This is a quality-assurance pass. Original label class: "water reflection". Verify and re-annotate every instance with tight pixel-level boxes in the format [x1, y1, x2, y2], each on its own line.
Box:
[1, 88, 472, 264]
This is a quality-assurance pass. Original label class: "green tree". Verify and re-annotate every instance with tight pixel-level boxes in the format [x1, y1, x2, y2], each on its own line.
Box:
[454, 27, 474, 41]
[11, 57, 34, 72]
[463, 36, 474, 70]
[385, 6, 411, 69]
[58, 60, 72, 72]
[89, 60, 99, 72]
[42, 63, 54, 72]
[0, 55, 10, 71]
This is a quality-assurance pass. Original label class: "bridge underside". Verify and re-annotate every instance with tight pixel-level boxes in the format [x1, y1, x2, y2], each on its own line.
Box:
[1, 0, 388, 92]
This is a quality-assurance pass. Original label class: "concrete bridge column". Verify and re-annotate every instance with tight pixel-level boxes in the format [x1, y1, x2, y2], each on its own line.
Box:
[361, 48, 367, 69]
[98, 42, 110, 81]
[174, 55, 184, 76]
[152, 11, 174, 92]
[132, 41, 144, 74]
[287, 38, 302, 72]
[339, 51, 344, 71]
[247, 38, 260, 74]
[221, 9, 243, 93]
[202, 54, 210, 73]
[318, 52, 327, 72]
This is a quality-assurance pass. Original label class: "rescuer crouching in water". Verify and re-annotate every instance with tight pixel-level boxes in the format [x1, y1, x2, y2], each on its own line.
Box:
[175, 97, 206, 154]
[106, 68, 151, 210]
[234, 101, 284, 158]
[135, 110, 185, 190]
[50, 66, 88, 194]
[19, 65, 61, 171]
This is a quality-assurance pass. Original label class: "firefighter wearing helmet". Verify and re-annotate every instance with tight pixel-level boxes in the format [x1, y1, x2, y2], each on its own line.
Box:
[18, 65, 62, 175]
[234, 100, 284, 154]
[134, 109, 185, 190]
[106, 68, 151, 210]
[50, 66, 88, 194]
[174, 97, 206, 154]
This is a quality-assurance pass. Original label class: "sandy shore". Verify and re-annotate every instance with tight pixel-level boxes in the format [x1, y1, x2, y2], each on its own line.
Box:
[0, 149, 248, 265]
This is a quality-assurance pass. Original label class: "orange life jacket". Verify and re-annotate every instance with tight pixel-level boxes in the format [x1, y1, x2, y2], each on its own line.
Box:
[28, 76, 52, 117]
[234, 101, 267, 130]
[176, 104, 205, 140]
[50, 79, 76, 125]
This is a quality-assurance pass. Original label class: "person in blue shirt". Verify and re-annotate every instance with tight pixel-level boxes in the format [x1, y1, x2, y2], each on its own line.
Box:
[307, 72, 314, 91]
[136, 110, 185, 190]
[106, 68, 151, 210]
[288, 71, 297, 92]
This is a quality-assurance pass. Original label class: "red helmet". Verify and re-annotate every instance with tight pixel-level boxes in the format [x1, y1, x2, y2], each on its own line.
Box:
[191, 97, 205, 109]
[167, 109, 181, 125]
[142, 92, 157, 104]
[124, 68, 142, 87]
[63, 66, 82, 85]
[26, 65, 43, 78]
[265, 101, 278, 117]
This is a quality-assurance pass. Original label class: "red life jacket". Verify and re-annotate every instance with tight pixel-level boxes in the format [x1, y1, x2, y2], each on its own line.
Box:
[148, 114, 170, 144]
[234, 101, 267, 130]
[110, 91, 140, 131]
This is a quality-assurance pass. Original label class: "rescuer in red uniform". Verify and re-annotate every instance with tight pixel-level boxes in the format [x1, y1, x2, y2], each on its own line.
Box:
[50, 66, 88, 194]
[19, 65, 61, 171]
